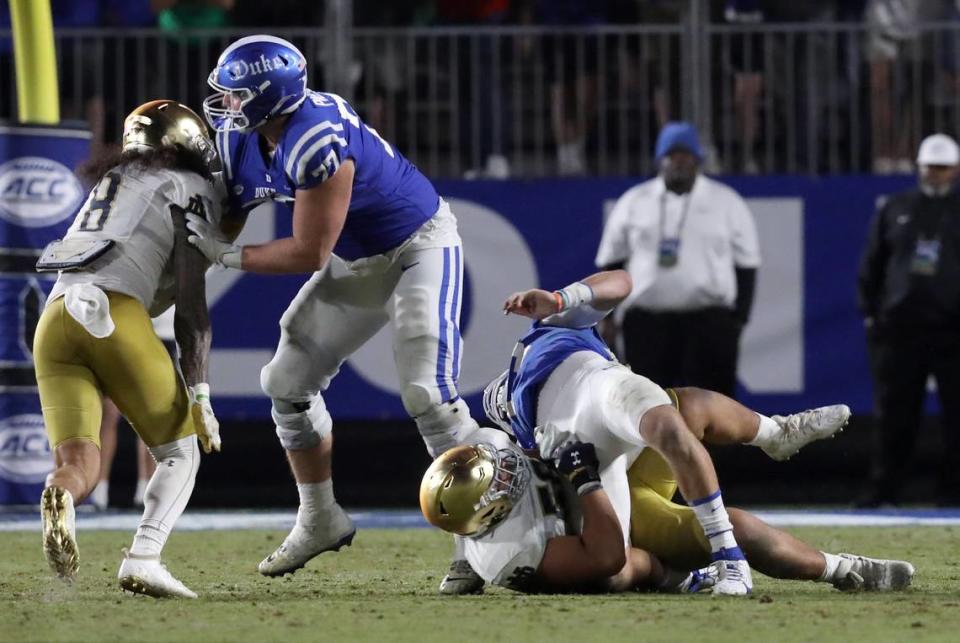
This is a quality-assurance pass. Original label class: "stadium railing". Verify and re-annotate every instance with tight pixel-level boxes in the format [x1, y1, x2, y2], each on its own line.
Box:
[1, 22, 958, 177]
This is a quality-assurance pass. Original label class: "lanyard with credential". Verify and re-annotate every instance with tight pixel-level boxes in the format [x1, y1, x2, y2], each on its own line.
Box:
[658, 191, 693, 268]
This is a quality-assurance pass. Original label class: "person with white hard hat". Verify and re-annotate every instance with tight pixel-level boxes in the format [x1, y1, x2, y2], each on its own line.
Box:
[858, 133, 960, 507]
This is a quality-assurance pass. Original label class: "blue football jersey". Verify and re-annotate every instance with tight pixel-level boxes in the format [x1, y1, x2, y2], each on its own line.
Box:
[508, 322, 614, 450]
[217, 90, 439, 261]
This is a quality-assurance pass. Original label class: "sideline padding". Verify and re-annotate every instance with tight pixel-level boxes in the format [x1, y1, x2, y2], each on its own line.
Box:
[1, 508, 960, 532]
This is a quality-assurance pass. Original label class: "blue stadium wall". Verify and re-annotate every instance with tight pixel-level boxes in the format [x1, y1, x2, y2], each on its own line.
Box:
[8, 173, 947, 507]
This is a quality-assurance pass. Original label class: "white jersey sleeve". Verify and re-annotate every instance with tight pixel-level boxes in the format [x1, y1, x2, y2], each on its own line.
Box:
[540, 305, 612, 329]
[462, 430, 570, 593]
[50, 166, 221, 313]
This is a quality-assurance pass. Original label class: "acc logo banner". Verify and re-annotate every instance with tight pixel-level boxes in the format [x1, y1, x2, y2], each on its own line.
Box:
[0, 156, 85, 228]
[0, 414, 52, 484]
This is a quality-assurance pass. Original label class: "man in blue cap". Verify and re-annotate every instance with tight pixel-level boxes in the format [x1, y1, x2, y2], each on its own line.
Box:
[595, 122, 760, 397]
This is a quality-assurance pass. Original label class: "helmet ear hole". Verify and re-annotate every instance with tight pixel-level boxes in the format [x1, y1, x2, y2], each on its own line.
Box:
[438, 501, 448, 516]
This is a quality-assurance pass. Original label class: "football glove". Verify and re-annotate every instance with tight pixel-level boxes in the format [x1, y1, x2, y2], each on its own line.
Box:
[533, 422, 575, 462]
[186, 213, 242, 269]
[189, 383, 221, 454]
[554, 441, 602, 496]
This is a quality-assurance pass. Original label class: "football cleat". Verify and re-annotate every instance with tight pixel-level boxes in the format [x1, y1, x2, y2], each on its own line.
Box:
[710, 558, 753, 596]
[41, 486, 79, 580]
[118, 551, 198, 599]
[832, 553, 915, 592]
[677, 566, 719, 593]
[763, 404, 851, 461]
[438, 559, 485, 595]
[258, 504, 356, 577]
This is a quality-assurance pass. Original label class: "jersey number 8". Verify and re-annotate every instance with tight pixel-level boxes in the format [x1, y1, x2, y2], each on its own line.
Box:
[77, 171, 121, 232]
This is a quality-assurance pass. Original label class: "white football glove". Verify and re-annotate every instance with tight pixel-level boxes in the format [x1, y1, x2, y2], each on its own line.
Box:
[533, 423, 576, 462]
[189, 383, 221, 454]
[186, 213, 242, 269]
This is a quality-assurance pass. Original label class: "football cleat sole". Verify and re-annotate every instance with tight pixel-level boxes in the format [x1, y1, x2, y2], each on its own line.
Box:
[41, 487, 78, 581]
[259, 528, 357, 578]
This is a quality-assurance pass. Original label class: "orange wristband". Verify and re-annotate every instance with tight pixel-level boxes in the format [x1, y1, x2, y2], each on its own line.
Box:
[553, 291, 564, 313]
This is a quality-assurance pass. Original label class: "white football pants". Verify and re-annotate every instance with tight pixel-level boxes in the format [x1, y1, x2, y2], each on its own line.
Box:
[260, 199, 475, 448]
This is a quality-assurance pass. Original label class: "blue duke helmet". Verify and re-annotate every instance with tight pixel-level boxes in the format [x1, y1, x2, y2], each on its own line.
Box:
[203, 34, 307, 132]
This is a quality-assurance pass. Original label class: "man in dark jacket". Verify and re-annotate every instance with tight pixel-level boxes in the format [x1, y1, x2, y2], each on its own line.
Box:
[858, 133, 960, 506]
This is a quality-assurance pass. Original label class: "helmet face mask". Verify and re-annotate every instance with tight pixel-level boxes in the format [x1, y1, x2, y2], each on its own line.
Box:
[482, 370, 514, 436]
[420, 443, 529, 537]
[122, 99, 218, 170]
[203, 34, 308, 133]
[203, 79, 256, 132]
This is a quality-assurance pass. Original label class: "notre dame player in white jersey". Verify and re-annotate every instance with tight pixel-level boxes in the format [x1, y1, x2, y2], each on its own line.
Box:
[421, 428, 692, 593]
[33, 100, 227, 598]
[422, 429, 917, 595]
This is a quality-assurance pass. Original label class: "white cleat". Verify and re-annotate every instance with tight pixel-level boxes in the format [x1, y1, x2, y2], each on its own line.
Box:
[677, 565, 720, 593]
[710, 559, 753, 596]
[832, 553, 915, 592]
[763, 404, 851, 461]
[118, 552, 198, 599]
[438, 559, 485, 595]
[258, 504, 356, 577]
[41, 486, 79, 581]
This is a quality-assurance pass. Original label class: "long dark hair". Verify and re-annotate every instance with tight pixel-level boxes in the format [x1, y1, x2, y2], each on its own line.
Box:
[77, 145, 214, 188]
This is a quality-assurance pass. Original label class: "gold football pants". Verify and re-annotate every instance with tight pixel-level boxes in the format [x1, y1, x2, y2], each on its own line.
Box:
[33, 291, 194, 449]
[627, 388, 711, 568]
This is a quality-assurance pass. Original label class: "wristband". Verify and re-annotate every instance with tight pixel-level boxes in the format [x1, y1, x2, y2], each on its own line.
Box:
[568, 465, 602, 496]
[191, 382, 211, 402]
[554, 281, 594, 312]
[553, 291, 564, 313]
[576, 480, 603, 496]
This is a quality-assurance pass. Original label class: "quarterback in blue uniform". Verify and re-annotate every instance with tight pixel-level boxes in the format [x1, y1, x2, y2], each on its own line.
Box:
[481, 270, 876, 594]
[186, 35, 480, 590]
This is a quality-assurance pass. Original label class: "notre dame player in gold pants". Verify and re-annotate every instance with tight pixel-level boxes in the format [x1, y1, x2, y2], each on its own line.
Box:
[33, 100, 228, 598]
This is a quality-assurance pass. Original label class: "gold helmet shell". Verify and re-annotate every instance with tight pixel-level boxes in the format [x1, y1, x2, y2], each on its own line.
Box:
[419, 443, 529, 537]
[122, 99, 217, 168]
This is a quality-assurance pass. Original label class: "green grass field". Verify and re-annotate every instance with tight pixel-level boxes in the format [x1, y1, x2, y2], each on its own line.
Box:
[2, 526, 959, 643]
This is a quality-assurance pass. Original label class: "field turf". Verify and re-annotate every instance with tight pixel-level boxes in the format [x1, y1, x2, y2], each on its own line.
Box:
[2, 526, 959, 642]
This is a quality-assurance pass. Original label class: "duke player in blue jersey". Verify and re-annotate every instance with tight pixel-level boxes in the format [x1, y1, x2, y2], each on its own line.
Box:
[478, 270, 915, 594]
[185, 35, 482, 591]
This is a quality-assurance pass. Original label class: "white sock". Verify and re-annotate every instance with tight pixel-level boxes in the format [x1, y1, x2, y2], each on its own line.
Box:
[690, 490, 744, 560]
[297, 480, 336, 528]
[453, 534, 467, 560]
[130, 435, 199, 558]
[747, 413, 779, 448]
[90, 480, 109, 509]
[133, 479, 148, 507]
[818, 552, 844, 582]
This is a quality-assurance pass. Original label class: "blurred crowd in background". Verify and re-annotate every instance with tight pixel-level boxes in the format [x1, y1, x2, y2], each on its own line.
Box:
[2, 0, 960, 177]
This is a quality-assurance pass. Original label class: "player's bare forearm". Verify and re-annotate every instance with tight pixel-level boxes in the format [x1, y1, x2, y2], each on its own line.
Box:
[606, 547, 666, 592]
[580, 269, 632, 310]
[238, 236, 333, 274]
[171, 205, 212, 386]
[503, 269, 632, 318]
[233, 160, 354, 274]
[536, 489, 626, 589]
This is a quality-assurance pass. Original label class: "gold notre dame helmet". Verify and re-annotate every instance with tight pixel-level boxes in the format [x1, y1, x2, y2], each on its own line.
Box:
[419, 443, 529, 537]
[122, 99, 217, 168]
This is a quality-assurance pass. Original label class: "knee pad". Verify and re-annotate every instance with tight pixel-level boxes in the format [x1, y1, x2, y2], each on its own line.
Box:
[272, 394, 332, 451]
[401, 383, 436, 417]
[414, 397, 480, 458]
